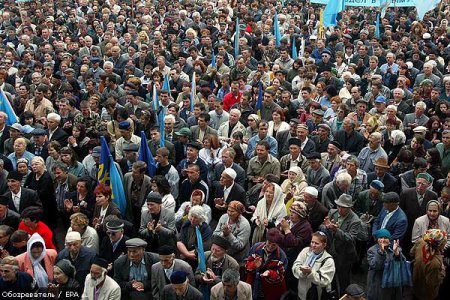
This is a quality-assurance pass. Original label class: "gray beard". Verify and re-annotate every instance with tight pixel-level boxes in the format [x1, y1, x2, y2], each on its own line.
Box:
[91, 272, 105, 286]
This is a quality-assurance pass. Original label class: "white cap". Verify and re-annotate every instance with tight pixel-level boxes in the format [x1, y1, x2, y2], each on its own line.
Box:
[413, 126, 427, 133]
[222, 168, 237, 180]
[428, 60, 437, 67]
[423, 33, 431, 39]
[65, 231, 81, 243]
[304, 186, 318, 198]
[310, 35, 317, 40]
[406, 61, 413, 70]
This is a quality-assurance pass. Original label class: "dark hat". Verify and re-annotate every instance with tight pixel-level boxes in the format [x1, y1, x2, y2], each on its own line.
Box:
[345, 284, 365, 297]
[174, 128, 191, 137]
[92, 146, 102, 157]
[321, 65, 332, 72]
[106, 220, 124, 232]
[90, 56, 101, 63]
[211, 235, 231, 250]
[373, 157, 390, 169]
[147, 191, 162, 204]
[266, 228, 283, 244]
[92, 257, 109, 269]
[123, 143, 140, 152]
[329, 140, 342, 150]
[288, 138, 302, 148]
[55, 259, 76, 278]
[125, 238, 148, 248]
[170, 271, 188, 284]
[118, 121, 131, 130]
[31, 128, 47, 136]
[0, 195, 9, 206]
[307, 152, 321, 160]
[382, 192, 400, 203]
[312, 109, 324, 116]
[290, 118, 300, 125]
[64, 68, 75, 74]
[322, 48, 332, 56]
[7, 171, 23, 181]
[335, 194, 353, 208]
[274, 69, 287, 76]
[343, 33, 352, 40]
[186, 142, 202, 151]
[53, 73, 62, 80]
[370, 180, 384, 191]
[167, 27, 177, 35]
[158, 245, 175, 255]
[127, 90, 139, 96]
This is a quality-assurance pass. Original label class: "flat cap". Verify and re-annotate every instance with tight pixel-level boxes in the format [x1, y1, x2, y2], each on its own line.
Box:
[382, 192, 400, 203]
[31, 128, 47, 136]
[304, 186, 318, 197]
[322, 48, 332, 56]
[345, 284, 365, 297]
[118, 121, 131, 130]
[175, 128, 191, 137]
[90, 56, 101, 63]
[318, 123, 331, 131]
[92, 257, 109, 269]
[370, 180, 384, 191]
[0, 195, 9, 206]
[92, 146, 102, 157]
[64, 68, 75, 74]
[170, 271, 188, 284]
[125, 238, 148, 248]
[7, 171, 23, 181]
[147, 191, 162, 204]
[211, 235, 231, 250]
[288, 138, 302, 148]
[158, 245, 176, 255]
[306, 152, 321, 160]
[329, 140, 342, 150]
[312, 109, 325, 116]
[123, 143, 140, 152]
[106, 220, 124, 232]
[186, 142, 202, 151]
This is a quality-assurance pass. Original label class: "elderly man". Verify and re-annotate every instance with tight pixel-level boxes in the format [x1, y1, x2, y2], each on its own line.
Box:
[414, 62, 442, 88]
[280, 138, 309, 177]
[217, 109, 247, 143]
[56, 231, 96, 289]
[372, 192, 408, 242]
[214, 168, 246, 212]
[4, 171, 41, 213]
[210, 269, 252, 300]
[334, 117, 365, 156]
[212, 148, 246, 188]
[399, 158, 428, 191]
[195, 235, 239, 293]
[400, 173, 438, 254]
[335, 156, 368, 199]
[99, 220, 129, 270]
[320, 194, 362, 296]
[0, 256, 38, 292]
[305, 152, 330, 195]
[114, 238, 159, 299]
[119, 143, 140, 177]
[354, 180, 385, 220]
[367, 157, 398, 193]
[46, 112, 69, 146]
[139, 192, 176, 252]
[357, 132, 388, 173]
[321, 141, 342, 177]
[403, 101, 429, 137]
[322, 172, 352, 210]
[124, 161, 152, 226]
[247, 140, 281, 189]
[161, 271, 203, 299]
[115, 121, 141, 161]
[82, 258, 121, 300]
[151, 245, 194, 300]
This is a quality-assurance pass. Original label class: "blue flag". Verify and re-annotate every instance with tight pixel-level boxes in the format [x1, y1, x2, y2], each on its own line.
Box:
[97, 137, 126, 215]
[138, 131, 157, 177]
[292, 36, 298, 60]
[0, 89, 18, 125]
[152, 84, 159, 111]
[256, 82, 263, 117]
[162, 73, 172, 99]
[375, 13, 380, 38]
[196, 226, 207, 273]
[323, 0, 345, 27]
[234, 18, 239, 58]
[274, 11, 281, 47]
[413, 0, 441, 20]
[190, 72, 196, 112]
[211, 50, 216, 68]
[158, 109, 165, 148]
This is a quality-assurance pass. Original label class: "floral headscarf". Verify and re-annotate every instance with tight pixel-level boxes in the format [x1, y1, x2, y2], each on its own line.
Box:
[422, 229, 448, 263]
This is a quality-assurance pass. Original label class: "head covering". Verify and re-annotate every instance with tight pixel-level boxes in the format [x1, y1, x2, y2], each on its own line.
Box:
[170, 271, 188, 284]
[370, 180, 384, 191]
[10, 123, 22, 132]
[382, 192, 400, 203]
[123, 143, 140, 152]
[147, 192, 162, 204]
[0, 195, 9, 206]
[375, 95, 387, 103]
[304, 186, 318, 198]
[92, 257, 109, 269]
[118, 121, 131, 130]
[288, 138, 302, 148]
[306, 152, 321, 160]
[125, 238, 148, 248]
[228, 200, 245, 214]
[186, 142, 202, 151]
[27, 233, 48, 288]
[416, 172, 433, 183]
[427, 200, 441, 211]
[222, 168, 237, 180]
[329, 140, 342, 150]
[375, 228, 392, 240]
[65, 231, 81, 243]
[345, 284, 365, 297]
[374, 157, 390, 168]
[158, 245, 175, 255]
[290, 201, 308, 218]
[413, 126, 427, 133]
[7, 171, 23, 181]
[175, 128, 191, 136]
[106, 220, 124, 232]
[92, 146, 102, 157]
[423, 229, 448, 261]
[55, 259, 76, 278]
[288, 166, 302, 175]
[335, 194, 353, 208]
[211, 235, 231, 250]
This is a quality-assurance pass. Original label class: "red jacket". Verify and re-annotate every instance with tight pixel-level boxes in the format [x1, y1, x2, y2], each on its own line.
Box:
[223, 92, 242, 112]
[18, 221, 56, 250]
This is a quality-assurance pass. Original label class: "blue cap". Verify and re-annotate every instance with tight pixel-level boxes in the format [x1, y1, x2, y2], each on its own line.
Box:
[375, 95, 387, 103]
[118, 121, 131, 130]
[322, 48, 332, 56]
[170, 271, 188, 284]
[370, 180, 384, 191]
[375, 228, 392, 240]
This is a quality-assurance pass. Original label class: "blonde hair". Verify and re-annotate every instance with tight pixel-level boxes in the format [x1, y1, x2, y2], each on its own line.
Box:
[70, 213, 89, 228]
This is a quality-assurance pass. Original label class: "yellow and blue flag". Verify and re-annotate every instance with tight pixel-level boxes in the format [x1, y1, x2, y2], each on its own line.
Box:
[323, 0, 345, 27]
[138, 131, 157, 177]
[256, 82, 263, 117]
[0, 89, 18, 125]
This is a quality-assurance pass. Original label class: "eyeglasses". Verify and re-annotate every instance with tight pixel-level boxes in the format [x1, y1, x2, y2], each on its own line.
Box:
[247, 119, 255, 122]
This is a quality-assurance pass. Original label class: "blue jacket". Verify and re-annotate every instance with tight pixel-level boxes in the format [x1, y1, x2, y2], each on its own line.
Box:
[372, 207, 408, 242]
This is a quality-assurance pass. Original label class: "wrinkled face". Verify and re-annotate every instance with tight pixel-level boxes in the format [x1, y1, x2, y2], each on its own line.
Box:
[147, 202, 161, 214]
[427, 205, 440, 221]
[189, 214, 202, 226]
[310, 235, 326, 253]
[95, 193, 109, 206]
[53, 267, 68, 284]
[127, 247, 145, 263]
[66, 240, 81, 256]
[159, 254, 175, 269]
[227, 206, 240, 220]
[0, 265, 16, 282]
[416, 178, 430, 195]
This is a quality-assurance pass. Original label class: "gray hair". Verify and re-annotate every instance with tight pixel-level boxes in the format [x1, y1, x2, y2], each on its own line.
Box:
[346, 155, 360, 168]
[52, 161, 69, 173]
[222, 269, 240, 285]
[103, 61, 114, 68]
[188, 205, 207, 223]
[370, 132, 382, 141]
[336, 172, 352, 186]
[164, 114, 175, 123]
[416, 101, 426, 110]
[47, 112, 61, 123]
[391, 130, 406, 146]
[393, 88, 404, 96]
[229, 109, 241, 118]
[386, 105, 397, 112]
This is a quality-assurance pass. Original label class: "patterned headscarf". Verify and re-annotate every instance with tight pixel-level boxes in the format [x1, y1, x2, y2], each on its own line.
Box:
[289, 201, 308, 219]
[422, 229, 448, 263]
[228, 200, 245, 215]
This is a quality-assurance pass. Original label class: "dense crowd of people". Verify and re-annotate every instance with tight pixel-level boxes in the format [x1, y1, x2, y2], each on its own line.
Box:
[1, 0, 450, 299]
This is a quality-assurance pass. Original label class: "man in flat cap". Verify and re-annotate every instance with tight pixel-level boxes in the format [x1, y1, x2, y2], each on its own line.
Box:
[305, 152, 330, 196]
[113, 238, 159, 299]
[279, 137, 309, 178]
[342, 283, 366, 300]
[151, 245, 195, 300]
[124, 161, 152, 227]
[276, 118, 300, 157]
[177, 141, 208, 183]
[372, 192, 407, 243]
[321, 140, 342, 177]
[118, 143, 140, 175]
[305, 109, 325, 136]
[4, 171, 41, 214]
[367, 157, 398, 194]
[115, 120, 141, 161]
[354, 180, 385, 221]
[195, 234, 239, 294]
[30, 128, 49, 160]
[161, 270, 203, 300]
[82, 258, 120, 300]
[99, 220, 129, 272]
[296, 123, 317, 154]
[213, 168, 246, 212]
[400, 172, 438, 254]
[139, 192, 176, 252]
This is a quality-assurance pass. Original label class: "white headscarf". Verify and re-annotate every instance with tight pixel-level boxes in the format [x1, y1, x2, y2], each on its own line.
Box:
[27, 233, 49, 288]
[253, 183, 287, 224]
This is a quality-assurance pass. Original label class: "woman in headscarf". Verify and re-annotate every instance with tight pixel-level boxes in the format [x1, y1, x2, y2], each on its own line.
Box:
[367, 229, 403, 300]
[47, 259, 81, 298]
[278, 201, 313, 291]
[245, 114, 260, 142]
[412, 200, 450, 247]
[411, 229, 448, 300]
[251, 182, 287, 244]
[175, 189, 212, 228]
[15, 233, 57, 289]
[280, 166, 308, 210]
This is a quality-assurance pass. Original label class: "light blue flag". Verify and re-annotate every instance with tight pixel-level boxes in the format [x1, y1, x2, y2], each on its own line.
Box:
[152, 84, 159, 111]
[413, 0, 441, 20]
[274, 11, 281, 47]
[162, 73, 172, 99]
[98, 136, 111, 184]
[375, 13, 380, 38]
[196, 226, 207, 273]
[211, 50, 216, 68]
[380, 0, 391, 18]
[138, 131, 157, 177]
[109, 155, 126, 216]
[292, 36, 298, 60]
[234, 18, 239, 58]
[323, 0, 345, 27]
[158, 109, 165, 148]
[0, 89, 18, 125]
[256, 82, 263, 117]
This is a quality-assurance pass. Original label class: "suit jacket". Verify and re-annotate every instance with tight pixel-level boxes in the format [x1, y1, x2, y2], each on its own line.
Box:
[139, 208, 177, 249]
[217, 121, 247, 141]
[372, 206, 408, 242]
[99, 235, 129, 264]
[215, 182, 246, 205]
[4, 188, 42, 214]
[367, 172, 398, 194]
[190, 125, 217, 142]
[149, 140, 176, 165]
[302, 138, 316, 155]
[48, 127, 69, 146]
[161, 284, 203, 300]
[113, 252, 159, 299]
[212, 163, 246, 188]
[276, 129, 293, 157]
[173, 141, 187, 166]
[195, 252, 239, 287]
[82, 275, 121, 300]
[124, 101, 150, 118]
[0, 126, 10, 154]
[334, 129, 365, 156]
[123, 173, 152, 222]
[151, 259, 195, 300]
[210, 281, 252, 300]
[307, 201, 329, 232]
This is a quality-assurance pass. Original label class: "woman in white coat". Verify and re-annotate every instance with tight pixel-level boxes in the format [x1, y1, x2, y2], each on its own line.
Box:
[293, 231, 336, 300]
